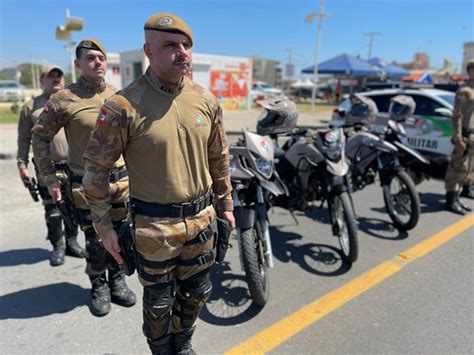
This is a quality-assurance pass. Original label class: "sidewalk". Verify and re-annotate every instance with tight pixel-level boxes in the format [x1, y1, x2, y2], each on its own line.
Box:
[0, 110, 332, 160]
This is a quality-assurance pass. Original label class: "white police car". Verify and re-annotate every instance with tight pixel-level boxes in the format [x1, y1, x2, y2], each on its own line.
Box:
[332, 87, 455, 157]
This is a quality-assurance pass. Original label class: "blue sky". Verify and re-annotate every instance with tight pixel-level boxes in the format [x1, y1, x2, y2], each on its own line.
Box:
[0, 0, 472, 75]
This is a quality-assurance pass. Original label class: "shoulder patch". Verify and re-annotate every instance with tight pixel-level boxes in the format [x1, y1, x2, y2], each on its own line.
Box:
[42, 101, 52, 114]
[97, 107, 108, 125]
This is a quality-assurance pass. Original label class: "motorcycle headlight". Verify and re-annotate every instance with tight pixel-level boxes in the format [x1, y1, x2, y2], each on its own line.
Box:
[255, 157, 273, 176]
[325, 147, 342, 161]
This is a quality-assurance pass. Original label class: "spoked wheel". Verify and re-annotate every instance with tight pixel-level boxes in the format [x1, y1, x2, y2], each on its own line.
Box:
[332, 192, 359, 263]
[239, 218, 269, 306]
[383, 170, 420, 230]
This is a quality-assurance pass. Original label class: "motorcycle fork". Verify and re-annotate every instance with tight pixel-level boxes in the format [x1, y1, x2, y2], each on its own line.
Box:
[256, 185, 274, 268]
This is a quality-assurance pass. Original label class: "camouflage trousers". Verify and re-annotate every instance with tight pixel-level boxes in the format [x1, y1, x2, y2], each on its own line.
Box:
[445, 136, 474, 192]
[71, 176, 129, 276]
[34, 166, 78, 244]
[134, 204, 217, 350]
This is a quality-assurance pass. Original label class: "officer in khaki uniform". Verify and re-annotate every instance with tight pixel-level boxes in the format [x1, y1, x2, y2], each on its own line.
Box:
[83, 14, 235, 354]
[444, 59, 474, 214]
[32, 39, 136, 316]
[17, 65, 84, 266]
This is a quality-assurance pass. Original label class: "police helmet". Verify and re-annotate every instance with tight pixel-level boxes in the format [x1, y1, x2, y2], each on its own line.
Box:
[389, 95, 416, 122]
[346, 93, 378, 124]
[256, 98, 298, 136]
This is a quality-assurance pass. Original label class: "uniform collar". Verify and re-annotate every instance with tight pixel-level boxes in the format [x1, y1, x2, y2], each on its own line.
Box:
[77, 75, 107, 93]
[144, 67, 185, 96]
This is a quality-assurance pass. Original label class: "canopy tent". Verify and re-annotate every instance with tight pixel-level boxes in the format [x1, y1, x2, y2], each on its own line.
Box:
[302, 53, 381, 76]
[368, 57, 411, 79]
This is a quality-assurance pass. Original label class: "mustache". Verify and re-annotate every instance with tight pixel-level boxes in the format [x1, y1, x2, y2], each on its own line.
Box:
[173, 57, 189, 65]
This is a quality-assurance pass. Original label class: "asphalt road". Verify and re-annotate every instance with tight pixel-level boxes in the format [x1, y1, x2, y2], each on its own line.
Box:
[0, 155, 472, 354]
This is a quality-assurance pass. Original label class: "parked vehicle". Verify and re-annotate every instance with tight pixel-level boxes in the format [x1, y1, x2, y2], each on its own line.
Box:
[250, 81, 284, 103]
[342, 94, 428, 230]
[257, 99, 359, 263]
[331, 87, 455, 182]
[0, 80, 26, 102]
[230, 131, 288, 306]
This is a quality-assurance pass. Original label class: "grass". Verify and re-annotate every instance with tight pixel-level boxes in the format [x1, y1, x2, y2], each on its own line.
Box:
[0, 104, 20, 124]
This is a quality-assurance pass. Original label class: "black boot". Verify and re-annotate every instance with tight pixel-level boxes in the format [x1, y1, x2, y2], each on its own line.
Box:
[458, 199, 472, 212]
[149, 334, 173, 355]
[444, 192, 466, 215]
[89, 273, 111, 316]
[461, 185, 474, 199]
[65, 233, 85, 258]
[172, 327, 196, 355]
[108, 264, 136, 307]
[50, 238, 66, 266]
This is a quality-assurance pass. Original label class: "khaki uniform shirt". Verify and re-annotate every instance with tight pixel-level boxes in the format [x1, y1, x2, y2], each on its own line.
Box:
[452, 80, 474, 145]
[83, 67, 233, 235]
[32, 76, 124, 186]
[17, 92, 68, 171]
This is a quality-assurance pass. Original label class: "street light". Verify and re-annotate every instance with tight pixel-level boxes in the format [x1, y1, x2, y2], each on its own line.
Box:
[306, 0, 329, 112]
[55, 10, 83, 83]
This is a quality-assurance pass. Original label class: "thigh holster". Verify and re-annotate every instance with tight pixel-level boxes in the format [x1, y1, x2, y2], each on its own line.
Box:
[85, 228, 107, 272]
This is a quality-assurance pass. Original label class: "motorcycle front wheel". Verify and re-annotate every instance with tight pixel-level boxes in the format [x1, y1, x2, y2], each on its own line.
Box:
[239, 218, 269, 306]
[382, 170, 420, 230]
[332, 192, 359, 263]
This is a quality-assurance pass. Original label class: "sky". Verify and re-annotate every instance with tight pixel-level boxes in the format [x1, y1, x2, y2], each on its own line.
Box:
[0, 0, 473, 76]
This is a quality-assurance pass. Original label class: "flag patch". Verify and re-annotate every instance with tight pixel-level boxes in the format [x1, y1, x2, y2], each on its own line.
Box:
[97, 108, 108, 125]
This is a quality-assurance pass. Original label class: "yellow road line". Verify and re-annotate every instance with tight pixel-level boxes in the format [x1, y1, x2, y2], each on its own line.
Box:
[225, 214, 474, 355]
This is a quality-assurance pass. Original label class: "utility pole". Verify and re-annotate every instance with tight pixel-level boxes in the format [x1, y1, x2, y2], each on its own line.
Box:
[364, 32, 380, 60]
[285, 48, 294, 80]
[306, 0, 329, 112]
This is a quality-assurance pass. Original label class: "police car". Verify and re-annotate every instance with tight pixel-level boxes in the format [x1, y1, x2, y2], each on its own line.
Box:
[331, 87, 455, 158]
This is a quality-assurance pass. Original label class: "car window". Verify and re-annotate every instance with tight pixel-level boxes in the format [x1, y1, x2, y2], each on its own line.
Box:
[369, 94, 395, 113]
[410, 94, 443, 116]
[437, 94, 455, 106]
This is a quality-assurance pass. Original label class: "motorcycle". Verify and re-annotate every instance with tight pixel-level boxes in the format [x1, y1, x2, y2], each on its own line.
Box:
[271, 126, 359, 263]
[344, 120, 429, 230]
[230, 131, 288, 306]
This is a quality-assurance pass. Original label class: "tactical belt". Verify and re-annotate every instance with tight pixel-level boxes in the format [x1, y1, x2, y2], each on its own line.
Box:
[131, 190, 213, 218]
[69, 166, 128, 184]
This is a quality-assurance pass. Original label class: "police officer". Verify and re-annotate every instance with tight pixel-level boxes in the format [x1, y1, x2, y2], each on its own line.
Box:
[17, 65, 84, 266]
[83, 14, 235, 354]
[31, 39, 136, 316]
[444, 59, 474, 214]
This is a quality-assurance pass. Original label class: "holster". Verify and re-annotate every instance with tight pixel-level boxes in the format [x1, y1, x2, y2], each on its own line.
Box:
[116, 221, 137, 276]
[214, 217, 231, 263]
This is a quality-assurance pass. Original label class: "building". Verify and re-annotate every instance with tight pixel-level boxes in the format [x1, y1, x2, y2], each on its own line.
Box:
[119, 50, 252, 110]
[251, 56, 283, 87]
[461, 41, 474, 75]
[400, 52, 430, 70]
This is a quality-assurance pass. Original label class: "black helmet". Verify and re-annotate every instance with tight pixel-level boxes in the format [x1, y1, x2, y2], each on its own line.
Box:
[256, 98, 298, 136]
[389, 95, 415, 121]
[346, 93, 378, 124]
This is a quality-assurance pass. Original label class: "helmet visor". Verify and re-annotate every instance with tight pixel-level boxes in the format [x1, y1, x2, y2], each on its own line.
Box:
[349, 104, 370, 118]
[391, 103, 409, 117]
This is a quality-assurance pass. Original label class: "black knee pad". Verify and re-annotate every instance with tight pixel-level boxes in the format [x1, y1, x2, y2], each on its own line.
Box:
[85, 228, 107, 272]
[179, 272, 212, 308]
[143, 284, 175, 321]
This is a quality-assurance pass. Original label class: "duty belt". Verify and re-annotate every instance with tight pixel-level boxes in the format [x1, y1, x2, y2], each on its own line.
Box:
[69, 166, 128, 184]
[131, 190, 213, 218]
[462, 127, 472, 137]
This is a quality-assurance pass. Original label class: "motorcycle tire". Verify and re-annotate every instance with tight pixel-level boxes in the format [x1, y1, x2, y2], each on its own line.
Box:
[333, 192, 359, 263]
[239, 218, 269, 306]
[383, 170, 420, 231]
